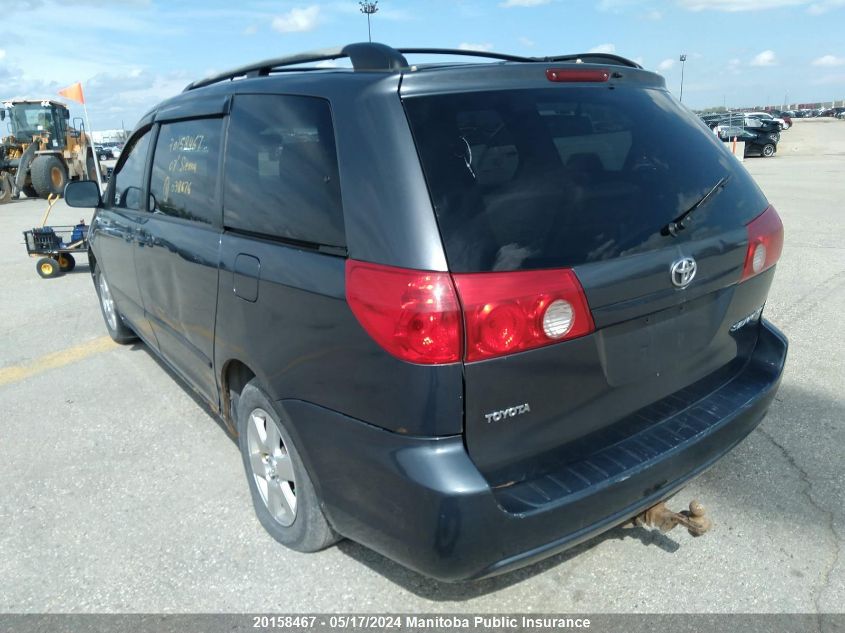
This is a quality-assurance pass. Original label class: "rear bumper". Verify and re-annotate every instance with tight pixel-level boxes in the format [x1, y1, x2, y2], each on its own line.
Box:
[282, 320, 787, 582]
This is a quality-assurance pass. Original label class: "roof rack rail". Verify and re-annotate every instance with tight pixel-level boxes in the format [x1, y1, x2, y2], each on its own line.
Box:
[182, 43, 643, 92]
[398, 48, 535, 63]
[183, 42, 409, 92]
[534, 53, 642, 69]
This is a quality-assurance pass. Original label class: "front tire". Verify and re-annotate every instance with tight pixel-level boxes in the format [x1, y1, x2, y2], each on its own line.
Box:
[30, 155, 68, 198]
[94, 265, 137, 343]
[86, 152, 98, 182]
[763, 144, 776, 157]
[237, 379, 339, 552]
[36, 257, 62, 278]
[0, 172, 13, 204]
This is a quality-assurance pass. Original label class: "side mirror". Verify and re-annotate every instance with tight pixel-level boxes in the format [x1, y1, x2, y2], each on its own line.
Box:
[64, 180, 101, 208]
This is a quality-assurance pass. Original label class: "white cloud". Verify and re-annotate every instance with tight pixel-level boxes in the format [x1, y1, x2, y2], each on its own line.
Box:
[589, 43, 616, 54]
[518, 36, 536, 47]
[499, 0, 551, 6]
[601, 0, 845, 12]
[0, 49, 5, 60]
[658, 58, 675, 70]
[812, 54, 845, 66]
[678, 0, 804, 10]
[597, 0, 644, 10]
[750, 50, 777, 66]
[271, 6, 320, 33]
[458, 42, 495, 52]
[242, 24, 258, 35]
[807, 0, 845, 13]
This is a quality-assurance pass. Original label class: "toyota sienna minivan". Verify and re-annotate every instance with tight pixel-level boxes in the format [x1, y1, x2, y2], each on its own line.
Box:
[65, 43, 788, 582]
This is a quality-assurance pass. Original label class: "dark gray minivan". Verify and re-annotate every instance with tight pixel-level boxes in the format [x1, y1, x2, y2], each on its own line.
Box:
[65, 43, 787, 582]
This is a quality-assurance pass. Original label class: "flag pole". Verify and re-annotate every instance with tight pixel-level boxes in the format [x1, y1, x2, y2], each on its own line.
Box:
[80, 91, 104, 191]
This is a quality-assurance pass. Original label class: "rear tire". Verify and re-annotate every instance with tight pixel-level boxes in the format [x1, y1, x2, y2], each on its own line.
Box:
[57, 252, 76, 272]
[763, 144, 776, 157]
[30, 155, 68, 198]
[36, 257, 62, 278]
[237, 379, 339, 552]
[94, 265, 137, 343]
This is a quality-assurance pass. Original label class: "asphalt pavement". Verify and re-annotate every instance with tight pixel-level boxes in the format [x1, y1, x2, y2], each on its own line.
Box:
[0, 119, 842, 613]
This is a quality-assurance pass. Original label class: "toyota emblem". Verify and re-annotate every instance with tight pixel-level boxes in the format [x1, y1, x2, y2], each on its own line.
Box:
[671, 257, 697, 288]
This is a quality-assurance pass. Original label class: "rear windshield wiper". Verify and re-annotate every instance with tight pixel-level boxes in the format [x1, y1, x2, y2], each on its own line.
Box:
[661, 175, 731, 236]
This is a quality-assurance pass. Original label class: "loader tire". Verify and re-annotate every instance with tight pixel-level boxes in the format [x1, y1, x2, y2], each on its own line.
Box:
[31, 155, 68, 198]
[86, 153, 98, 182]
[0, 172, 12, 204]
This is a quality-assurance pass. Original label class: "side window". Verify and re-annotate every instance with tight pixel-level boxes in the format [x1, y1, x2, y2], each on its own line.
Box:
[223, 94, 344, 247]
[149, 118, 222, 225]
[111, 129, 151, 210]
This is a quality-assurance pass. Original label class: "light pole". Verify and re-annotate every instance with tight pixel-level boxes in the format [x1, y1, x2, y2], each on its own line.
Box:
[359, 1, 378, 43]
[679, 54, 687, 103]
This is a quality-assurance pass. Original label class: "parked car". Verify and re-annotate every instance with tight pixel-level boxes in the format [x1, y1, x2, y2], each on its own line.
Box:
[745, 111, 787, 130]
[765, 110, 793, 129]
[713, 116, 780, 141]
[64, 43, 787, 582]
[718, 126, 778, 157]
[94, 145, 113, 161]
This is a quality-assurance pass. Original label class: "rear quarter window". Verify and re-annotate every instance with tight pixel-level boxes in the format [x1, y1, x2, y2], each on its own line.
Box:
[223, 94, 345, 247]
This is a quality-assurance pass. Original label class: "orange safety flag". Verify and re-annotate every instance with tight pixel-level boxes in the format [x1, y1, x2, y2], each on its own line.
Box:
[58, 82, 85, 104]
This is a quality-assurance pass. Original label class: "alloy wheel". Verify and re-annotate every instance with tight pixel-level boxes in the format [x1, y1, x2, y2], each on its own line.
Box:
[246, 408, 297, 527]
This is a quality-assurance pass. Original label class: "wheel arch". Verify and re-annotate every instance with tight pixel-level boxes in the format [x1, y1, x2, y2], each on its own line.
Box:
[220, 359, 257, 437]
[87, 250, 97, 279]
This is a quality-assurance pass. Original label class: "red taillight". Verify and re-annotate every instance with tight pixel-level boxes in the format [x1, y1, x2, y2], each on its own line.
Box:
[345, 260, 462, 364]
[546, 68, 610, 83]
[453, 268, 594, 362]
[347, 261, 594, 364]
[741, 205, 784, 281]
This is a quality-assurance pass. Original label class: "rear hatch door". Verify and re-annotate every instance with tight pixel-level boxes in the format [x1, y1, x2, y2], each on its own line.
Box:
[402, 66, 775, 484]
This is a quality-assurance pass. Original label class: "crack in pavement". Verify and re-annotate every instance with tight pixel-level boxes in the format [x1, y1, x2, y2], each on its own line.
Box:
[757, 426, 841, 614]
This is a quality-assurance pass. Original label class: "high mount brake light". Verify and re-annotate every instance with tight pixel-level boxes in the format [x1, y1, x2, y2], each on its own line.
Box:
[546, 68, 610, 83]
[741, 205, 784, 281]
[347, 262, 595, 364]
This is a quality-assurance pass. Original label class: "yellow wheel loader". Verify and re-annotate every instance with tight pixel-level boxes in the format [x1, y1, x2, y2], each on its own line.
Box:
[0, 99, 99, 204]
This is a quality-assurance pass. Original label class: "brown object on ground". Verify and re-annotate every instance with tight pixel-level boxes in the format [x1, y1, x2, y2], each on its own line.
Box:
[626, 499, 713, 537]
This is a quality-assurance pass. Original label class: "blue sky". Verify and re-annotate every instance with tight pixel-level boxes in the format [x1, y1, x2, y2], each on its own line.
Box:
[1, 0, 844, 130]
